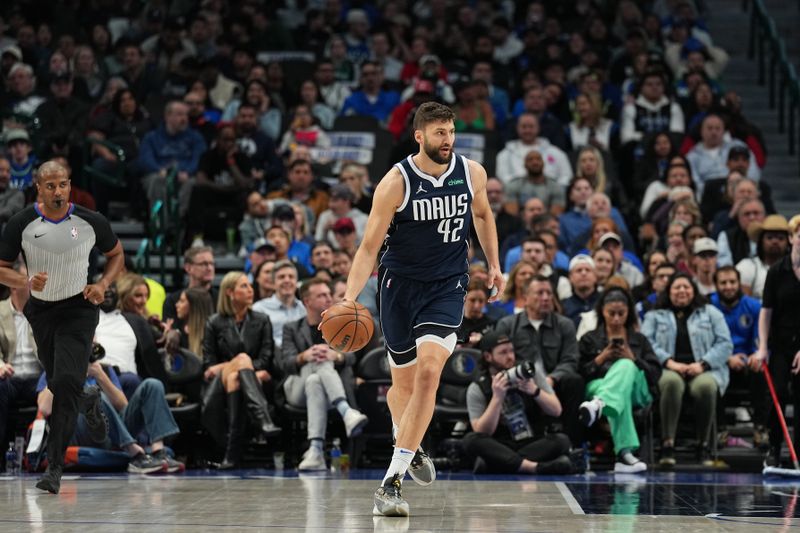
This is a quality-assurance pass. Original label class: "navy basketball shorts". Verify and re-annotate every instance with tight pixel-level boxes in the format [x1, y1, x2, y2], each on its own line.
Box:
[377, 267, 469, 368]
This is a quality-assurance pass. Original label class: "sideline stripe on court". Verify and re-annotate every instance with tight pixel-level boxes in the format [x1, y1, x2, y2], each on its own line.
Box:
[555, 481, 585, 515]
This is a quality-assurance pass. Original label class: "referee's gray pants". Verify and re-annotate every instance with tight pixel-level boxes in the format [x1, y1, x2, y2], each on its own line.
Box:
[24, 294, 99, 467]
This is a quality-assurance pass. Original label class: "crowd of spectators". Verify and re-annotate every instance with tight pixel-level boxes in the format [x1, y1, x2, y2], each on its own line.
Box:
[0, 0, 797, 474]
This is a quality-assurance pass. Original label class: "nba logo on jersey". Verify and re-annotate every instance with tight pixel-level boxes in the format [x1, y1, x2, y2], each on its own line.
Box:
[70, 226, 78, 240]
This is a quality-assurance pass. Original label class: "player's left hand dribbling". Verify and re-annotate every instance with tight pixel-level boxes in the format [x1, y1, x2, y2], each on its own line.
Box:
[486, 266, 505, 303]
[83, 283, 105, 305]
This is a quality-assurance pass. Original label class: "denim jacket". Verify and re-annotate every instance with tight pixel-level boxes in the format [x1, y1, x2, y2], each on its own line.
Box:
[641, 304, 732, 394]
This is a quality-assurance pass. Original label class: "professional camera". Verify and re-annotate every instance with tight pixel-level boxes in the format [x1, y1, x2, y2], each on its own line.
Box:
[89, 342, 106, 364]
[503, 360, 535, 385]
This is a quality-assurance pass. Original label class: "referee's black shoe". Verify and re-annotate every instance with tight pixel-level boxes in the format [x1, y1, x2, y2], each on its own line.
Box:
[36, 464, 63, 494]
[80, 385, 108, 443]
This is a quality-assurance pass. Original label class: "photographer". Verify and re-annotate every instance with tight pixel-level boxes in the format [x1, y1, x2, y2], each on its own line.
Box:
[462, 331, 572, 475]
[578, 288, 662, 473]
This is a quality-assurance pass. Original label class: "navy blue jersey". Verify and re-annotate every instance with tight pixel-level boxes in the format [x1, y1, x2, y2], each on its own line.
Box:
[380, 154, 474, 280]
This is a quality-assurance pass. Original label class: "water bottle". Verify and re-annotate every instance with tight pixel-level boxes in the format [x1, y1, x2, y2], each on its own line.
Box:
[5, 442, 17, 476]
[330, 438, 342, 474]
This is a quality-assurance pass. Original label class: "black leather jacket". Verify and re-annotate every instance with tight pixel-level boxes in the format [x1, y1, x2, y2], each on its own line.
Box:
[202, 310, 276, 375]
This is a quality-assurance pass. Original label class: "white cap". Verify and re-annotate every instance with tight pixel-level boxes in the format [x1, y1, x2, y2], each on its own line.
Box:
[569, 254, 596, 272]
[693, 237, 718, 255]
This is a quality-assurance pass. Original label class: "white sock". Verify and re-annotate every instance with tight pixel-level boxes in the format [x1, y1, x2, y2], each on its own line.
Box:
[381, 447, 414, 485]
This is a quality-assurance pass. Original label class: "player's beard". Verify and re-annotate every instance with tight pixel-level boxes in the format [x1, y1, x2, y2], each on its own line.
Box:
[423, 139, 452, 165]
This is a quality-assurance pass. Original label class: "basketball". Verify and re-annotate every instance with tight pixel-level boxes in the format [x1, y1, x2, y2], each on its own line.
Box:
[320, 301, 375, 353]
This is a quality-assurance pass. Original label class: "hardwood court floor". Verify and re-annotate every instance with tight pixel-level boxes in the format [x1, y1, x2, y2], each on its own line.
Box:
[0, 470, 796, 532]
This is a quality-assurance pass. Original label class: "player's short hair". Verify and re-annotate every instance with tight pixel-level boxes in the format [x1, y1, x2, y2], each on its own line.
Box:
[412, 102, 455, 131]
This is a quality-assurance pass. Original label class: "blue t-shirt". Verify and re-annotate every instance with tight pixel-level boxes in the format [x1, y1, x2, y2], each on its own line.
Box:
[37, 365, 123, 393]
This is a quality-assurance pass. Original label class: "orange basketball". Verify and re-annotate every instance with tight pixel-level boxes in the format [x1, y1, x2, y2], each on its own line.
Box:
[320, 301, 375, 353]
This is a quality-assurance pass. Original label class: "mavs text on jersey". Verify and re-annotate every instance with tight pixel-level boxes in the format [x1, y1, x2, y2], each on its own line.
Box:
[380, 153, 474, 280]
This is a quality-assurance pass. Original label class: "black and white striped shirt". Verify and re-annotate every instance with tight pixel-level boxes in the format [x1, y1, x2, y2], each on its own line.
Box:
[0, 203, 118, 302]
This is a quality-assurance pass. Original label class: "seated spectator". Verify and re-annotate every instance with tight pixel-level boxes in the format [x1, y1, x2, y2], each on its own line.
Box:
[280, 278, 368, 471]
[251, 260, 276, 302]
[138, 101, 207, 218]
[496, 113, 573, 186]
[298, 80, 336, 130]
[0, 156, 24, 227]
[620, 69, 684, 146]
[37, 363, 184, 474]
[709, 173, 757, 238]
[512, 85, 568, 150]
[339, 61, 400, 125]
[278, 104, 331, 156]
[222, 79, 282, 142]
[313, 59, 351, 113]
[169, 287, 214, 357]
[266, 224, 311, 278]
[238, 191, 270, 255]
[203, 272, 281, 469]
[538, 226, 571, 273]
[87, 88, 155, 214]
[691, 237, 719, 296]
[253, 260, 306, 348]
[34, 68, 90, 151]
[578, 287, 662, 473]
[636, 262, 677, 320]
[568, 92, 616, 153]
[310, 241, 335, 278]
[163, 247, 218, 334]
[267, 160, 330, 222]
[399, 54, 454, 105]
[736, 214, 790, 299]
[471, 61, 510, 130]
[504, 150, 565, 216]
[187, 124, 257, 241]
[315, 184, 368, 245]
[232, 102, 284, 190]
[98, 277, 170, 399]
[332, 250, 352, 279]
[338, 162, 373, 215]
[494, 276, 585, 445]
[591, 247, 617, 288]
[717, 198, 765, 267]
[452, 80, 495, 132]
[331, 218, 359, 257]
[457, 280, 496, 349]
[183, 90, 219, 145]
[5, 129, 37, 195]
[642, 273, 732, 467]
[562, 188, 634, 256]
[632, 132, 679, 204]
[0, 262, 41, 447]
[119, 43, 162, 114]
[686, 114, 759, 199]
[641, 162, 694, 222]
[632, 251, 668, 304]
[499, 197, 545, 268]
[710, 266, 767, 448]
[597, 231, 644, 289]
[491, 260, 537, 316]
[665, 221, 691, 273]
[562, 255, 599, 326]
[4, 63, 45, 116]
[574, 146, 627, 210]
[463, 331, 572, 475]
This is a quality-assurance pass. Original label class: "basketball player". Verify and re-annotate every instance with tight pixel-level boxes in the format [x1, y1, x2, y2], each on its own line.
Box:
[336, 102, 504, 516]
[0, 161, 124, 493]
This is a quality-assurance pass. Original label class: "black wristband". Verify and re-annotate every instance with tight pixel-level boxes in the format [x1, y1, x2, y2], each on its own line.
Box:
[531, 387, 541, 399]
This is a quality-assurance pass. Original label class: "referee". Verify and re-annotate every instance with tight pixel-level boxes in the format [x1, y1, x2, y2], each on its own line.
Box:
[0, 161, 124, 493]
